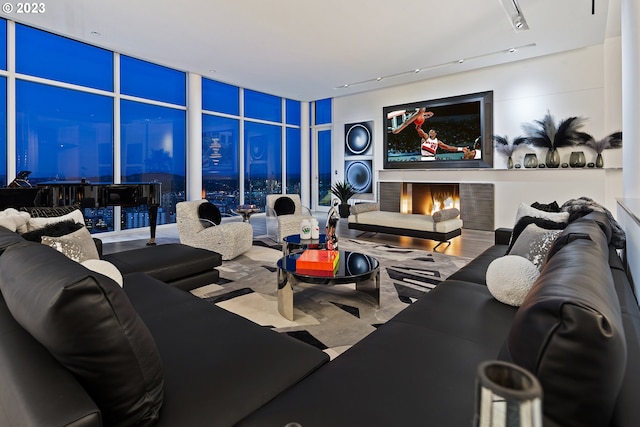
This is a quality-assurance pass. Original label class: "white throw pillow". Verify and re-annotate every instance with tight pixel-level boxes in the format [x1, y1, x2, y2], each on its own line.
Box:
[81, 259, 124, 287]
[515, 203, 569, 224]
[486, 255, 540, 306]
[0, 208, 30, 233]
[27, 209, 85, 232]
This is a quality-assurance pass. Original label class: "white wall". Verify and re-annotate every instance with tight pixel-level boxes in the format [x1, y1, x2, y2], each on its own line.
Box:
[332, 40, 623, 225]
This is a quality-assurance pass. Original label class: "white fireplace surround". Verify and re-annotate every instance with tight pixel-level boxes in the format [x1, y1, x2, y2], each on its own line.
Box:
[370, 168, 623, 230]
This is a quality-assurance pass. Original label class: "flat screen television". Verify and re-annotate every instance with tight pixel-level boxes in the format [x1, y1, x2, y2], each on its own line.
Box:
[383, 90, 493, 169]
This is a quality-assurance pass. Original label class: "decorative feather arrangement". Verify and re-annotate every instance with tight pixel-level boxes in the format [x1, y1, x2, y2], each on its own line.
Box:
[493, 135, 527, 157]
[583, 131, 623, 154]
[521, 110, 587, 149]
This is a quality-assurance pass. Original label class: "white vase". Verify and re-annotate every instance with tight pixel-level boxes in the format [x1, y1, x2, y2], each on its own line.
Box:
[300, 219, 311, 239]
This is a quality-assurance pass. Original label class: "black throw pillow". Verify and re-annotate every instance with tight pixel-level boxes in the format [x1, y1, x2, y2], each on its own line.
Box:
[530, 201, 561, 213]
[274, 197, 295, 215]
[21, 204, 82, 218]
[20, 219, 84, 242]
[508, 216, 567, 252]
[198, 202, 222, 227]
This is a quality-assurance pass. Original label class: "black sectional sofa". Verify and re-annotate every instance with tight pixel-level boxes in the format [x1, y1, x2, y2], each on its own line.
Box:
[238, 211, 640, 427]
[0, 210, 638, 426]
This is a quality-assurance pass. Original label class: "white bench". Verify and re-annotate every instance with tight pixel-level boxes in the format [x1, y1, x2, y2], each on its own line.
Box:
[347, 203, 462, 249]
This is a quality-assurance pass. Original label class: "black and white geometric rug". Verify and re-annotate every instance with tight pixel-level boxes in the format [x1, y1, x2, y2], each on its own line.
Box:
[191, 237, 471, 359]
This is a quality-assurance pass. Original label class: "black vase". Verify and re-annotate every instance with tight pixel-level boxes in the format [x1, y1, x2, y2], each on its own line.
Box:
[338, 203, 351, 218]
[569, 151, 586, 168]
[595, 152, 604, 168]
[523, 153, 538, 168]
[545, 147, 560, 168]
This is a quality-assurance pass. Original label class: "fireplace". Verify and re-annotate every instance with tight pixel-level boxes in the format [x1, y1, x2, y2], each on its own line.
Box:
[401, 183, 460, 215]
[380, 182, 495, 231]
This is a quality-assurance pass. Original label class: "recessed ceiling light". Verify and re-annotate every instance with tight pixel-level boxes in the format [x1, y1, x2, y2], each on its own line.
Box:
[209, 69, 217, 73]
[90, 31, 100, 36]
[508, 48, 517, 53]
[458, 59, 465, 64]
[376, 77, 382, 81]
[414, 69, 420, 73]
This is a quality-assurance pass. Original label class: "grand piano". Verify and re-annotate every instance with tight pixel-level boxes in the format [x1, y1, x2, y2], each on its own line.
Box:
[34, 181, 162, 245]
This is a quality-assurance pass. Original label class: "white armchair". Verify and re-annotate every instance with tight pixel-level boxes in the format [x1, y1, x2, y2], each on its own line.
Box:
[265, 194, 312, 242]
[176, 200, 253, 260]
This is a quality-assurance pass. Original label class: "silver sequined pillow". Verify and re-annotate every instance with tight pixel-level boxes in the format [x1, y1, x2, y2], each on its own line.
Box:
[41, 226, 100, 263]
[508, 223, 562, 270]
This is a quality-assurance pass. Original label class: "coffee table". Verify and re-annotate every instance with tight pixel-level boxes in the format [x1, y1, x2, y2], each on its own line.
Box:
[276, 250, 380, 321]
[282, 233, 328, 256]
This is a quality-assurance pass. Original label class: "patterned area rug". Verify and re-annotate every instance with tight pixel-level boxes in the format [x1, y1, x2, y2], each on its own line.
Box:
[191, 237, 471, 359]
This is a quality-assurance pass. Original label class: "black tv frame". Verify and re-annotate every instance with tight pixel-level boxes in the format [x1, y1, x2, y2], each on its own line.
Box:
[383, 90, 493, 170]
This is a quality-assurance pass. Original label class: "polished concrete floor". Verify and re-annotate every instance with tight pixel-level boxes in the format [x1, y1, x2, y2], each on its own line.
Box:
[102, 212, 495, 259]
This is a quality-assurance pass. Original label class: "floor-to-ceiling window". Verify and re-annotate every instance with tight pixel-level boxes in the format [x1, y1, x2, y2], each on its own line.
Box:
[14, 24, 116, 230]
[244, 90, 282, 208]
[202, 79, 240, 214]
[7, 23, 187, 233]
[313, 98, 332, 208]
[2, 18, 308, 234]
[202, 82, 301, 213]
[120, 56, 186, 228]
[202, 114, 240, 214]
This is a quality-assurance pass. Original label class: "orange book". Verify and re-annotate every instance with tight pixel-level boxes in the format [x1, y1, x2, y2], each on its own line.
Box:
[296, 250, 340, 271]
[296, 268, 337, 277]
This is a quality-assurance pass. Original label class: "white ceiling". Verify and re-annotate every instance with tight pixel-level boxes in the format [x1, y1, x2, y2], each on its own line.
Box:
[1, 0, 621, 101]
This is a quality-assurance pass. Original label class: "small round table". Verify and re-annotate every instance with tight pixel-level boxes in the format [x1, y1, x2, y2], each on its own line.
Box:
[276, 250, 380, 321]
[282, 233, 327, 256]
[232, 207, 261, 222]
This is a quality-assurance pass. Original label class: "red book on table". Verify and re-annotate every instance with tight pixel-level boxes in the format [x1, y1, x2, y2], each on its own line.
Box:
[296, 250, 340, 271]
[295, 268, 337, 276]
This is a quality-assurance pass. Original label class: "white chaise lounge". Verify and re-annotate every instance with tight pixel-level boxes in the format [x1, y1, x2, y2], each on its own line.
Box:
[347, 203, 463, 249]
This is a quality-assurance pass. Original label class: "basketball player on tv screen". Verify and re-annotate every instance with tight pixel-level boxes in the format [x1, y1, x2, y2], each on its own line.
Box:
[414, 113, 468, 158]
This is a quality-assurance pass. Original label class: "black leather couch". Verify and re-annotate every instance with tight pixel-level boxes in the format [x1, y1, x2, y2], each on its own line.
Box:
[100, 242, 223, 291]
[1, 211, 638, 426]
[0, 226, 329, 426]
[238, 211, 640, 427]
